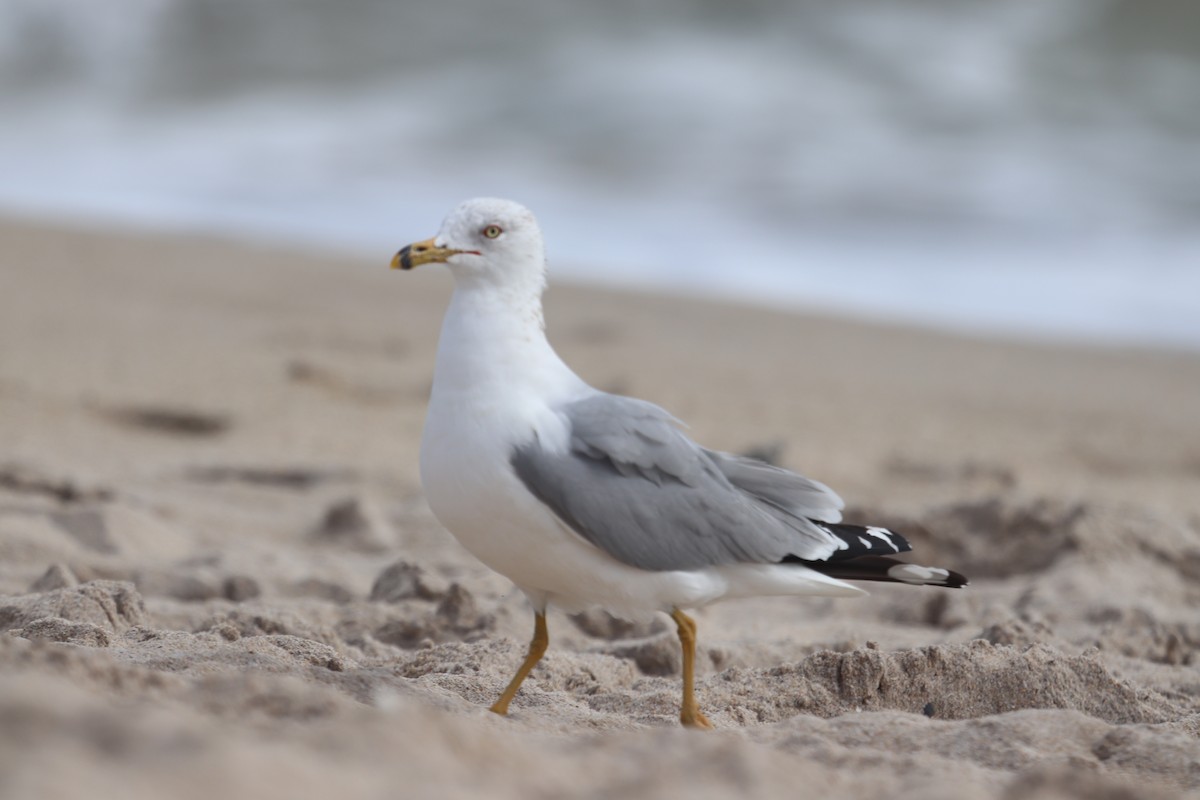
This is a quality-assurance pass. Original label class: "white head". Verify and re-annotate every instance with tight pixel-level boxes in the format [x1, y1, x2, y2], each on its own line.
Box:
[391, 198, 547, 292]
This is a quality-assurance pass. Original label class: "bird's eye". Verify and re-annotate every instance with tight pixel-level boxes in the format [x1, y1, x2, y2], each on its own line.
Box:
[482, 225, 503, 239]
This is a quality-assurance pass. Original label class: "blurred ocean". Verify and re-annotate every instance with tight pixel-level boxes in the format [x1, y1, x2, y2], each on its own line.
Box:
[1, 0, 1198, 348]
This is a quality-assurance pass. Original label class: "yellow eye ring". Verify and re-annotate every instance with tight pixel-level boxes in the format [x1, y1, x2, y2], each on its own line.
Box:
[482, 225, 503, 239]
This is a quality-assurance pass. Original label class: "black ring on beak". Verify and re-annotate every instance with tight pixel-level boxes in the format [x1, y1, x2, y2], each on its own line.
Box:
[396, 245, 414, 270]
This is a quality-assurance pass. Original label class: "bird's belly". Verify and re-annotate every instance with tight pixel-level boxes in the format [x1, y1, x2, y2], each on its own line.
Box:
[419, 412, 723, 616]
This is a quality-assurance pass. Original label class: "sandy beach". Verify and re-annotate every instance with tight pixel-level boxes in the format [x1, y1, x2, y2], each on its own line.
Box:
[2, 217, 1198, 799]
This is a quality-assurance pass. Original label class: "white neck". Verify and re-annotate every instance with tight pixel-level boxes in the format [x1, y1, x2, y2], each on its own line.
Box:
[430, 278, 585, 402]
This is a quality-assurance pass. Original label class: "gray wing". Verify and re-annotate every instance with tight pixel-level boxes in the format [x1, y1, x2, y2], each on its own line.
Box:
[509, 393, 845, 571]
[703, 450, 844, 524]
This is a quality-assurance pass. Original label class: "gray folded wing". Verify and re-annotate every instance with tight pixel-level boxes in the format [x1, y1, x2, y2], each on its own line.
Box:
[509, 393, 847, 571]
[702, 449, 844, 524]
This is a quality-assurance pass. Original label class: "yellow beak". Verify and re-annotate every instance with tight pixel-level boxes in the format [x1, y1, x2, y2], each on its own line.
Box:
[390, 237, 469, 270]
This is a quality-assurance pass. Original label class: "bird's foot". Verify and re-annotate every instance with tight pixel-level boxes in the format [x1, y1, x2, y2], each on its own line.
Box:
[681, 709, 714, 730]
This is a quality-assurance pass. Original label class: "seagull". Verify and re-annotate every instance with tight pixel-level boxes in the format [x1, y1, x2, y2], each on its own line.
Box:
[390, 198, 967, 729]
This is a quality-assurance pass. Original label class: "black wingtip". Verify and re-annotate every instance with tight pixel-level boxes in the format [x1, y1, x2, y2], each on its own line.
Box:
[809, 521, 913, 559]
[790, 554, 969, 588]
[942, 569, 969, 589]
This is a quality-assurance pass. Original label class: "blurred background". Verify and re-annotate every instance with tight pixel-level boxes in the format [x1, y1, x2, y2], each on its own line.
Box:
[1, 0, 1197, 348]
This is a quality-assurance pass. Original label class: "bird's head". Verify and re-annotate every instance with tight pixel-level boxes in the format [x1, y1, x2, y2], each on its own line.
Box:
[391, 198, 546, 289]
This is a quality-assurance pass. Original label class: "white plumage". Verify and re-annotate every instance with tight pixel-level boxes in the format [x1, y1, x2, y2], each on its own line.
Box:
[414, 198, 863, 619]
[391, 197, 966, 727]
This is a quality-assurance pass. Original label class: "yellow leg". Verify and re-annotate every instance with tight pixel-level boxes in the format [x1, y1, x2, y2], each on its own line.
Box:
[489, 612, 549, 716]
[671, 609, 714, 729]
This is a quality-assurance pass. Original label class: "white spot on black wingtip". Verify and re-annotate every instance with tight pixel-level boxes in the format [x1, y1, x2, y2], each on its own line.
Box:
[814, 522, 850, 551]
[887, 564, 952, 585]
[866, 526, 902, 553]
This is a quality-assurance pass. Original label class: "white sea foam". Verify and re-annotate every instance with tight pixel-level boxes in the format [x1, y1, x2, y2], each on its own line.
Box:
[1, 0, 1197, 348]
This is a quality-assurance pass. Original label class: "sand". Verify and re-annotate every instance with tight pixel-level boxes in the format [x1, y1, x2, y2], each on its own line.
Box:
[1, 217, 1198, 799]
